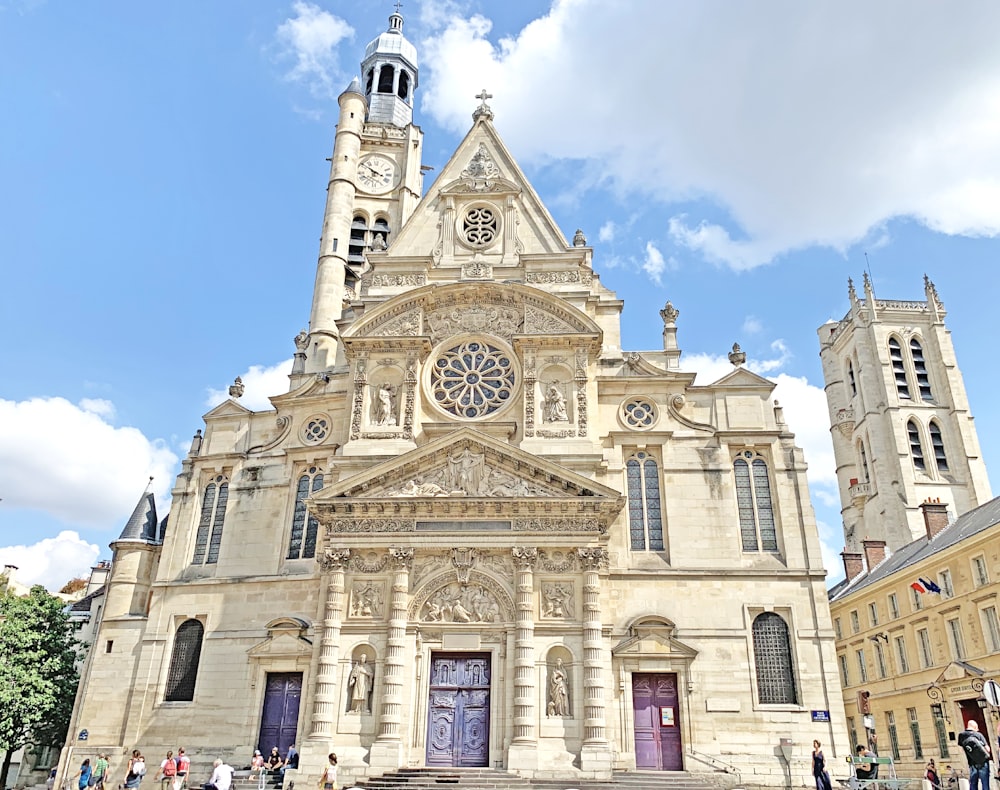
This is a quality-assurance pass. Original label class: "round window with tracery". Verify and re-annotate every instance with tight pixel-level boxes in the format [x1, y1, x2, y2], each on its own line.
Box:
[461, 205, 499, 248]
[301, 414, 330, 444]
[430, 339, 517, 419]
[620, 397, 658, 430]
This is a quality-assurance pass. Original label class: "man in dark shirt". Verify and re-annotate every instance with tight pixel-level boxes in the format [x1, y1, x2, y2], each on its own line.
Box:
[855, 745, 879, 781]
[958, 721, 992, 790]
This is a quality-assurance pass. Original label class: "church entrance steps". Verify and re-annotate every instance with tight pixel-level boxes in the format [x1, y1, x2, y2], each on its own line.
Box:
[354, 767, 530, 790]
[530, 770, 732, 790]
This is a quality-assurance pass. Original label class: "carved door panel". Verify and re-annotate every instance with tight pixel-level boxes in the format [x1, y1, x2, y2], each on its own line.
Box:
[426, 653, 491, 767]
[257, 672, 302, 757]
[632, 673, 682, 771]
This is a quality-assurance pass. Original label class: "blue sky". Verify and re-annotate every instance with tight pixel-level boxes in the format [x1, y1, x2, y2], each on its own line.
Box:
[2, 0, 999, 589]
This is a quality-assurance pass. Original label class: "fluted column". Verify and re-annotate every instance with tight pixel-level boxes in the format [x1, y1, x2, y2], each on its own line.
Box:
[511, 547, 538, 744]
[377, 547, 413, 742]
[577, 547, 609, 745]
[309, 548, 350, 739]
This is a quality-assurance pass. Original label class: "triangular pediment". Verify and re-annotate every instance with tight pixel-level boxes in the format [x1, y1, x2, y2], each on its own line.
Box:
[704, 366, 775, 391]
[612, 630, 699, 661]
[247, 617, 313, 659]
[936, 660, 986, 684]
[202, 399, 253, 420]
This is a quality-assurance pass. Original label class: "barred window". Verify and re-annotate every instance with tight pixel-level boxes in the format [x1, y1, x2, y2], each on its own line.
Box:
[889, 338, 910, 399]
[929, 422, 948, 472]
[907, 420, 925, 471]
[910, 338, 933, 401]
[908, 707, 923, 759]
[734, 452, 778, 552]
[933, 706, 950, 757]
[626, 452, 664, 551]
[752, 612, 797, 704]
[287, 467, 324, 560]
[192, 475, 229, 565]
[886, 711, 901, 760]
[165, 619, 204, 702]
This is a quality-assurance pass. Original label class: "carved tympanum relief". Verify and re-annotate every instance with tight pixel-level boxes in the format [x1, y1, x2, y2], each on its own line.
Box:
[383, 452, 553, 498]
[421, 582, 500, 623]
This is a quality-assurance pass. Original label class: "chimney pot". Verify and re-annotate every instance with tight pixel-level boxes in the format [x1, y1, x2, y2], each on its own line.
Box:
[920, 498, 950, 540]
[842, 551, 865, 581]
[862, 539, 887, 571]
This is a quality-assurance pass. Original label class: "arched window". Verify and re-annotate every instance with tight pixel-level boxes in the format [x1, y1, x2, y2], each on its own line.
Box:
[929, 421, 948, 472]
[372, 216, 391, 250]
[910, 338, 933, 401]
[377, 64, 394, 93]
[888, 338, 910, 399]
[192, 475, 229, 564]
[625, 451, 664, 551]
[287, 467, 324, 560]
[846, 359, 857, 398]
[907, 419, 926, 471]
[734, 452, 778, 552]
[397, 70, 410, 100]
[365, 68, 374, 95]
[858, 440, 871, 483]
[165, 619, 204, 702]
[752, 612, 797, 704]
[349, 215, 368, 266]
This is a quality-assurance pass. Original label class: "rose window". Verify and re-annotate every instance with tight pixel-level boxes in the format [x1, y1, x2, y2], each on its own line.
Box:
[621, 397, 658, 429]
[301, 414, 330, 444]
[430, 340, 516, 419]
[461, 206, 498, 248]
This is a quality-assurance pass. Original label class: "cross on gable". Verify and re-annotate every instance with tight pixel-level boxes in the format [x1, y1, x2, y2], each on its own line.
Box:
[393, 0, 403, 13]
[475, 89, 493, 105]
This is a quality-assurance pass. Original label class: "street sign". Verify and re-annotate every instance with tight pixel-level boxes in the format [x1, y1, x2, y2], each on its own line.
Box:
[812, 710, 831, 723]
[983, 679, 1000, 707]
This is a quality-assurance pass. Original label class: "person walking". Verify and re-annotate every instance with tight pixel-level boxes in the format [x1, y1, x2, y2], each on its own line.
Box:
[175, 750, 190, 790]
[93, 755, 109, 790]
[812, 740, 833, 790]
[125, 752, 147, 790]
[958, 720, 992, 790]
[73, 758, 93, 790]
[317, 754, 337, 790]
[154, 751, 177, 790]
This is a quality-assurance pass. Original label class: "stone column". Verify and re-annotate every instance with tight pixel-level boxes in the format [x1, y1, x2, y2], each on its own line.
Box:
[508, 547, 538, 770]
[577, 547, 612, 776]
[309, 548, 350, 740]
[370, 546, 413, 771]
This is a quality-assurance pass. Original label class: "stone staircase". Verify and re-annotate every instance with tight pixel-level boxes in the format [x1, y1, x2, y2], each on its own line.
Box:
[350, 768, 727, 790]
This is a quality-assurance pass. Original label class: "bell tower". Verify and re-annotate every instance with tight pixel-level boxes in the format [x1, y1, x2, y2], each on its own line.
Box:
[818, 275, 992, 552]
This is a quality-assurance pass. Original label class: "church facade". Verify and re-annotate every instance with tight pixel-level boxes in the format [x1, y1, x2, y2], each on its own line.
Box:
[63, 13, 847, 787]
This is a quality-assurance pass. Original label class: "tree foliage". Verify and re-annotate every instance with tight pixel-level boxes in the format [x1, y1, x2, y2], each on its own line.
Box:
[59, 578, 88, 595]
[0, 586, 81, 788]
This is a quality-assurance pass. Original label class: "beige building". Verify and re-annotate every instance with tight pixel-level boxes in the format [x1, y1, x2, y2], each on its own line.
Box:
[62, 12, 847, 788]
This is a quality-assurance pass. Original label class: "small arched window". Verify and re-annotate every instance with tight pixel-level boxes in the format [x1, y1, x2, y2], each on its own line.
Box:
[929, 422, 948, 472]
[287, 467, 324, 560]
[858, 440, 871, 483]
[889, 338, 910, 399]
[910, 338, 933, 401]
[192, 475, 229, 564]
[907, 419, 926, 471]
[377, 64, 394, 93]
[349, 215, 368, 266]
[752, 612, 797, 704]
[846, 359, 857, 398]
[365, 68, 374, 95]
[397, 70, 410, 100]
[734, 452, 778, 552]
[625, 451, 664, 551]
[165, 619, 204, 702]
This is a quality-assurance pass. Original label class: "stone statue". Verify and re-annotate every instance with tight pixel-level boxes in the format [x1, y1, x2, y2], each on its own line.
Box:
[448, 447, 485, 494]
[374, 383, 397, 426]
[348, 653, 374, 713]
[543, 383, 568, 422]
[542, 583, 573, 618]
[371, 233, 387, 251]
[548, 658, 569, 716]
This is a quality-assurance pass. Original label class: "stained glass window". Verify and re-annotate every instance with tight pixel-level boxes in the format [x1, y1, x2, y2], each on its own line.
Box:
[287, 467, 324, 560]
[626, 452, 664, 551]
[192, 475, 228, 565]
[430, 340, 516, 419]
[752, 612, 797, 704]
[165, 619, 204, 702]
[734, 453, 778, 552]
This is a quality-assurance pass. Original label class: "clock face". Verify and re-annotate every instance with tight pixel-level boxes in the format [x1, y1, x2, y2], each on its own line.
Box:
[357, 155, 398, 194]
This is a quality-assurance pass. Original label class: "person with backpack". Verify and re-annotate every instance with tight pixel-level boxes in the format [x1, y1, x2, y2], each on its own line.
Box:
[155, 751, 177, 790]
[175, 749, 190, 790]
[958, 720, 992, 790]
[125, 751, 147, 790]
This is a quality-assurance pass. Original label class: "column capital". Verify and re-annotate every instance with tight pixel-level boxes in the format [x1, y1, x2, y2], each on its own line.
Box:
[576, 547, 609, 571]
[389, 546, 414, 570]
[318, 548, 351, 572]
[511, 546, 538, 569]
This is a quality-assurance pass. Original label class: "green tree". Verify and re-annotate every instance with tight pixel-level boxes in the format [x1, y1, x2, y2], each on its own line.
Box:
[0, 586, 80, 788]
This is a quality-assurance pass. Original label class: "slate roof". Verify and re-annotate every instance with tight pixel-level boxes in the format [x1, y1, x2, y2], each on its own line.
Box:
[829, 495, 1000, 602]
[68, 585, 106, 615]
[117, 492, 159, 543]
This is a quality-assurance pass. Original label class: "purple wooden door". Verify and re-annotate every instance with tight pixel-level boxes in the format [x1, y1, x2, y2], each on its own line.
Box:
[632, 673, 682, 770]
[258, 673, 302, 757]
[426, 653, 490, 767]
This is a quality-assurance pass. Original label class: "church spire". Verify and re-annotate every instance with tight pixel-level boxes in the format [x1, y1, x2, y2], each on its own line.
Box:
[361, 6, 419, 126]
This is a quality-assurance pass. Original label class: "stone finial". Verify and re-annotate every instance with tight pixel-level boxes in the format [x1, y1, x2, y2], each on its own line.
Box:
[728, 343, 746, 367]
[294, 329, 309, 352]
[228, 376, 245, 399]
[188, 429, 203, 457]
[573, 229, 587, 247]
[924, 274, 944, 312]
[660, 301, 679, 325]
[847, 277, 857, 303]
[472, 88, 494, 121]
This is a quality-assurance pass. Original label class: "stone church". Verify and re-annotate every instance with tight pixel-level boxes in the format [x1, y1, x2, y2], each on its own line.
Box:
[63, 11, 847, 787]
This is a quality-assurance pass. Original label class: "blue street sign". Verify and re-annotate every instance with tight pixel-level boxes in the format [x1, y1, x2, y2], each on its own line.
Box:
[811, 710, 831, 723]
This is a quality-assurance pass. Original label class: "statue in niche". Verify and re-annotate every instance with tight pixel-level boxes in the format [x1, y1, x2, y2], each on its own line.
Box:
[371, 233, 387, 251]
[543, 382, 569, 422]
[348, 653, 374, 713]
[548, 658, 570, 716]
[372, 383, 397, 426]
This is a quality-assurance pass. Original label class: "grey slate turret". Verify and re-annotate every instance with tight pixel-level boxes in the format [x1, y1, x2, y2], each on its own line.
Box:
[117, 492, 159, 543]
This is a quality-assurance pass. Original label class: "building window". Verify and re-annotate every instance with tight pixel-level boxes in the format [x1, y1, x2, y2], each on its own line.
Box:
[888, 593, 900, 620]
[752, 612, 797, 704]
[848, 717, 859, 752]
[910, 338, 933, 401]
[908, 708, 923, 759]
[397, 69, 410, 100]
[911, 585, 924, 612]
[192, 475, 229, 565]
[886, 711, 901, 760]
[928, 422, 948, 472]
[626, 451, 664, 551]
[835, 617, 843, 640]
[839, 654, 850, 687]
[165, 619, 204, 702]
[933, 707, 951, 757]
[939, 569, 954, 598]
[868, 602, 879, 627]
[733, 452, 778, 552]
[850, 610, 860, 634]
[981, 606, 1000, 653]
[859, 440, 871, 483]
[875, 642, 888, 679]
[894, 635, 909, 674]
[287, 467, 324, 560]
[377, 64, 395, 93]
[105, 640, 114, 653]
[856, 648, 869, 683]
[430, 338, 517, 419]
[889, 338, 911, 399]
[461, 205, 499, 248]
[946, 618, 966, 660]
[907, 420, 926, 471]
[917, 628, 933, 668]
[847, 359, 857, 398]
[973, 556, 990, 587]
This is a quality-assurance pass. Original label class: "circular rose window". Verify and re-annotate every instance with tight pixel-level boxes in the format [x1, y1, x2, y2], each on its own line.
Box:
[620, 397, 658, 430]
[430, 339, 516, 419]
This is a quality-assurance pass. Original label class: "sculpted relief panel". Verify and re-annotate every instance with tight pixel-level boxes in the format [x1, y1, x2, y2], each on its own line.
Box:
[383, 448, 555, 497]
[409, 570, 515, 624]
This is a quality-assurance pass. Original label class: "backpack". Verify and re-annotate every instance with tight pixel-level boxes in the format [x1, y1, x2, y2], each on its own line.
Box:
[163, 760, 177, 778]
[963, 733, 989, 765]
[177, 756, 190, 775]
[133, 760, 146, 777]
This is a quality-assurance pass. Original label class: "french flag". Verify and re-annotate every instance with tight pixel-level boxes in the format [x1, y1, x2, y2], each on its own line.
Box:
[911, 580, 927, 593]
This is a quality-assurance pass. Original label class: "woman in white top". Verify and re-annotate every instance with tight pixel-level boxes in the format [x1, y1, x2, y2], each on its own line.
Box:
[318, 754, 337, 790]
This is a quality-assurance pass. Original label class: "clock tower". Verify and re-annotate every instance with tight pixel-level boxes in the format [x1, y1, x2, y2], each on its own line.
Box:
[306, 8, 424, 373]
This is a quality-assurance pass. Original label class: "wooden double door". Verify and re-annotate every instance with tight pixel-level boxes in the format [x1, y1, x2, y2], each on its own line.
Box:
[633, 673, 683, 770]
[426, 653, 491, 767]
[257, 672, 301, 757]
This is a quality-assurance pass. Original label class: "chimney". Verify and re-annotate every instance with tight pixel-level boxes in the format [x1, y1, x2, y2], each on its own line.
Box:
[862, 539, 887, 571]
[920, 498, 950, 540]
[842, 551, 865, 582]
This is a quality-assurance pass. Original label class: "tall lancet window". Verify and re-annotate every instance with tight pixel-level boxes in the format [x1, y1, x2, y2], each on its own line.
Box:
[192, 475, 229, 565]
[287, 467, 324, 560]
[910, 339, 933, 401]
[625, 451, 664, 551]
[397, 70, 410, 100]
[907, 420, 926, 471]
[889, 338, 910, 399]
[377, 64, 394, 93]
[165, 619, 204, 702]
[847, 359, 857, 398]
[859, 440, 871, 483]
[734, 451, 778, 552]
[929, 421, 949, 472]
[752, 612, 798, 704]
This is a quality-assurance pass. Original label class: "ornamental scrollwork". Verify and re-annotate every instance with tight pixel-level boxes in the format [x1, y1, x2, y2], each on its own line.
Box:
[318, 548, 351, 572]
[327, 519, 415, 534]
[576, 547, 610, 570]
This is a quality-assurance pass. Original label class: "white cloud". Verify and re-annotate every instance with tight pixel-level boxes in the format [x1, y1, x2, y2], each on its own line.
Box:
[742, 316, 763, 335]
[598, 221, 616, 243]
[205, 359, 294, 412]
[274, 1, 354, 99]
[752, 339, 792, 374]
[0, 531, 100, 592]
[420, 1, 1000, 268]
[641, 241, 667, 284]
[79, 398, 115, 419]
[0, 398, 177, 528]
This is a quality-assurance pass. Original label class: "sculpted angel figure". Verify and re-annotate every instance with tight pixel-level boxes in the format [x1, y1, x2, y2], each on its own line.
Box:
[543, 383, 568, 422]
[374, 383, 397, 426]
[448, 447, 485, 494]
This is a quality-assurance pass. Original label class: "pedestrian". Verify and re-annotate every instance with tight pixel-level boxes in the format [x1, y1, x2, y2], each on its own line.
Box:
[125, 751, 147, 790]
[317, 753, 337, 790]
[155, 751, 177, 790]
[958, 720, 992, 790]
[202, 760, 233, 790]
[73, 758, 93, 790]
[175, 750, 190, 790]
[46, 767, 57, 790]
[927, 759, 941, 789]
[94, 754, 109, 790]
[812, 740, 833, 790]
[947, 766, 960, 790]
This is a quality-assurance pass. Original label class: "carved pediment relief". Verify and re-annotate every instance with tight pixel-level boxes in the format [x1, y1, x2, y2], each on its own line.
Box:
[409, 570, 515, 624]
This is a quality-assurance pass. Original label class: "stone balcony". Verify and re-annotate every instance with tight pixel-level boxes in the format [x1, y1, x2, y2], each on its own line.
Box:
[835, 407, 855, 437]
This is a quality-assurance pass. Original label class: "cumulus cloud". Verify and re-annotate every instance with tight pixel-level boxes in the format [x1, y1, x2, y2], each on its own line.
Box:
[598, 221, 616, 243]
[0, 532, 100, 591]
[0, 398, 177, 528]
[420, 1, 1000, 268]
[641, 241, 667, 284]
[274, 1, 354, 99]
[205, 359, 294, 412]
[752, 339, 792, 374]
[742, 316, 763, 335]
